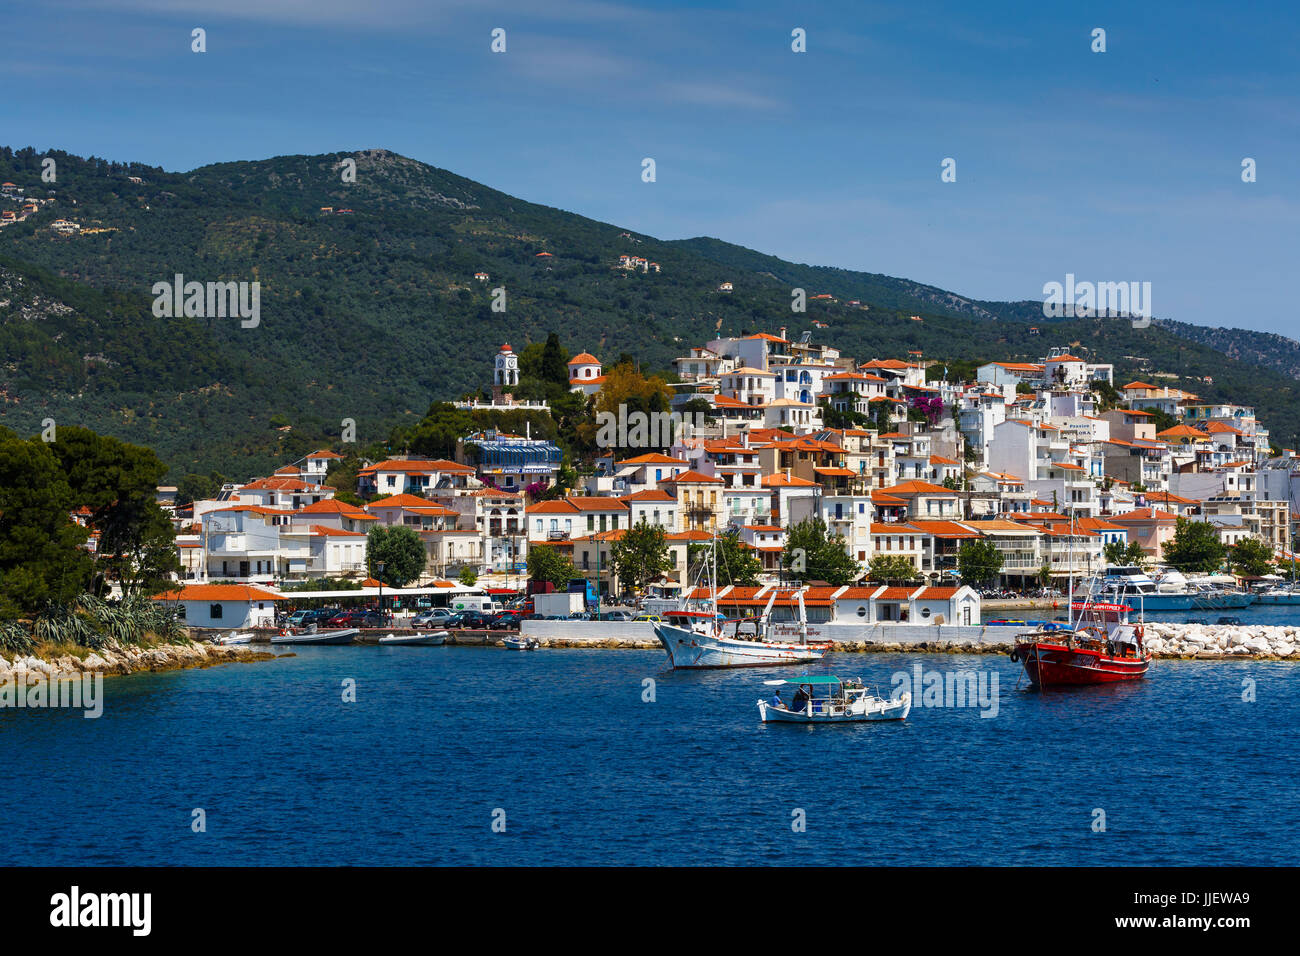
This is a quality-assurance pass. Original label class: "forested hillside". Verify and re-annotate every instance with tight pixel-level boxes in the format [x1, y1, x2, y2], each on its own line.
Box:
[2, 144, 1297, 477]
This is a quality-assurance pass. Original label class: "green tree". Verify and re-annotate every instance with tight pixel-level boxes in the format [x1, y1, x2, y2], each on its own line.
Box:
[1103, 539, 1148, 567]
[782, 517, 860, 586]
[48, 426, 179, 596]
[403, 403, 475, 460]
[867, 555, 921, 583]
[0, 434, 95, 615]
[367, 525, 427, 586]
[175, 471, 225, 506]
[1230, 537, 1274, 578]
[689, 528, 763, 587]
[608, 521, 673, 592]
[1161, 518, 1226, 573]
[458, 566, 478, 587]
[527, 544, 577, 589]
[957, 538, 1004, 586]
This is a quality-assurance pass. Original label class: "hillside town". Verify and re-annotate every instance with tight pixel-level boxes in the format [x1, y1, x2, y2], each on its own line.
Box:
[154, 330, 1300, 619]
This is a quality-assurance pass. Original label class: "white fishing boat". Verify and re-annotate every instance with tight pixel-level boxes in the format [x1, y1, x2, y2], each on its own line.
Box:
[213, 630, 253, 645]
[378, 630, 447, 646]
[503, 636, 539, 650]
[652, 534, 830, 669]
[757, 675, 911, 723]
[270, 625, 358, 645]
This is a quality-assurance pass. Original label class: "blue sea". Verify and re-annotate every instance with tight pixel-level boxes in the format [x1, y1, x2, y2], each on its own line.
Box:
[2, 644, 1297, 866]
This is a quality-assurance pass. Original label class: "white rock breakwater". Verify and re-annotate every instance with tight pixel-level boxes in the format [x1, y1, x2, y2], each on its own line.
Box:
[1139, 622, 1297, 659]
[0, 641, 275, 682]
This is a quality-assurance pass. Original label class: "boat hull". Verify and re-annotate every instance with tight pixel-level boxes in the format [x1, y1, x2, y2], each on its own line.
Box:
[1015, 640, 1149, 686]
[270, 628, 358, 645]
[1255, 591, 1300, 605]
[378, 631, 447, 646]
[653, 622, 829, 669]
[757, 692, 911, 723]
[1136, 593, 1199, 611]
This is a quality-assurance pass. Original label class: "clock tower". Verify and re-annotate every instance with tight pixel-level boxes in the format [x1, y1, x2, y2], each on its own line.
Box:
[492, 343, 519, 404]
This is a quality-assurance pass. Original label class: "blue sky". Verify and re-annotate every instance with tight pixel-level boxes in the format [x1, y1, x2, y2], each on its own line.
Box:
[5, 1, 1298, 334]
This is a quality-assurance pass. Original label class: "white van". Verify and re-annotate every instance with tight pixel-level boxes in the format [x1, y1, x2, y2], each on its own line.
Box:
[450, 595, 502, 614]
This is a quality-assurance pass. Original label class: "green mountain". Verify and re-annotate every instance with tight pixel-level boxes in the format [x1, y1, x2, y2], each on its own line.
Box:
[2, 145, 1297, 476]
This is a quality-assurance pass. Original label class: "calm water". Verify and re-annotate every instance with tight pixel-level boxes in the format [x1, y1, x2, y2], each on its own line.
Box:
[2, 645, 1297, 866]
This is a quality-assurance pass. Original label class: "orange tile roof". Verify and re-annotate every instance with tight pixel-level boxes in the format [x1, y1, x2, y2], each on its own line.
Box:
[368, 493, 439, 509]
[358, 458, 474, 476]
[154, 584, 282, 602]
[620, 489, 677, 502]
[308, 524, 367, 537]
[615, 453, 689, 466]
[297, 498, 377, 519]
[762, 473, 819, 488]
[878, 480, 956, 496]
[660, 470, 725, 484]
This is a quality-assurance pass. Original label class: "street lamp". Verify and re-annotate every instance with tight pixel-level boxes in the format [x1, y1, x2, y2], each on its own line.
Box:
[376, 561, 385, 623]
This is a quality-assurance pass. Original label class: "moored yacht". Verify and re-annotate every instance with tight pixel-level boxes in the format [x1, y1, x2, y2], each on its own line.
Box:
[652, 533, 830, 669]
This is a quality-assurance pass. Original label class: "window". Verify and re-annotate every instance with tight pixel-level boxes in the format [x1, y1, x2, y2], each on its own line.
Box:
[210, 604, 223, 620]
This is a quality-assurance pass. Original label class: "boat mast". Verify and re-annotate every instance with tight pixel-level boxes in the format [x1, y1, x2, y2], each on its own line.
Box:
[1067, 509, 1074, 630]
[796, 587, 808, 646]
[711, 527, 719, 628]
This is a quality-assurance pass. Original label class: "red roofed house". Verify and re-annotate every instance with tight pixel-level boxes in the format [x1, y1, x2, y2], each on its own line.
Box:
[357, 458, 476, 497]
[153, 583, 283, 629]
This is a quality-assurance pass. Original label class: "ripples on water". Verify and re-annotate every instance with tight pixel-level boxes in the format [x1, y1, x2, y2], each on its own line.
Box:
[2, 647, 1296, 866]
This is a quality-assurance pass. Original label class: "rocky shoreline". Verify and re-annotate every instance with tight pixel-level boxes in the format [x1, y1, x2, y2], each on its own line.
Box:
[480, 622, 1299, 660]
[0, 641, 278, 682]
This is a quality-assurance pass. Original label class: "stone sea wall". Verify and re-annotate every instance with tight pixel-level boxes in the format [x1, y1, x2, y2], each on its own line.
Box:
[513, 623, 1299, 660]
[0, 641, 276, 682]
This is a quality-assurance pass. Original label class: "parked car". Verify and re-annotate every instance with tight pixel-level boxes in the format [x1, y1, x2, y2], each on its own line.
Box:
[412, 609, 452, 629]
[599, 610, 635, 622]
[327, 609, 388, 628]
[633, 613, 662, 623]
[486, 610, 524, 631]
[446, 610, 492, 630]
[288, 608, 341, 627]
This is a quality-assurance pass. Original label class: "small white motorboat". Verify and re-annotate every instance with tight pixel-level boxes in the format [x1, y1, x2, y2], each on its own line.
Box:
[378, 631, 448, 646]
[757, 675, 911, 724]
[503, 636, 539, 650]
[270, 625, 358, 646]
[213, 631, 254, 646]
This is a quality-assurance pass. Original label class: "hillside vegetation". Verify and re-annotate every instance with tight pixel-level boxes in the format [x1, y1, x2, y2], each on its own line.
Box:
[1, 144, 1296, 475]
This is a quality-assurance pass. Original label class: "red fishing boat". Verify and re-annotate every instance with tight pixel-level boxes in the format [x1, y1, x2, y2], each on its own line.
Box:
[1012, 595, 1151, 686]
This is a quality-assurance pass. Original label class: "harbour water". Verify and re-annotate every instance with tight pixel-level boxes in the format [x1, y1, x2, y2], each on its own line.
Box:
[3, 645, 1297, 866]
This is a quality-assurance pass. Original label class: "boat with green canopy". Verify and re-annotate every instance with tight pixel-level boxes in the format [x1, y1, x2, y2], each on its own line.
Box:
[757, 675, 911, 724]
